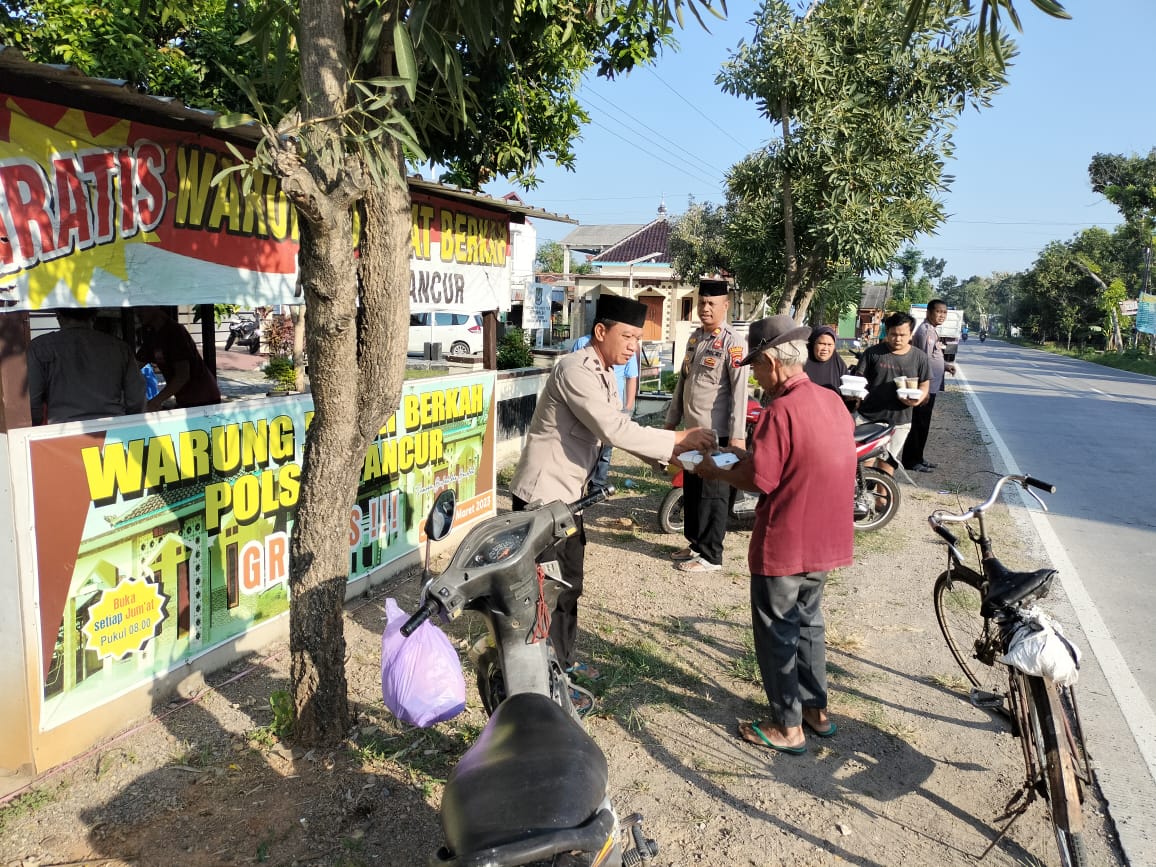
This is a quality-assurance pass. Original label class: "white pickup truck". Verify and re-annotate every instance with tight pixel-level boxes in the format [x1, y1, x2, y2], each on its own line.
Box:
[910, 304, 963, 363]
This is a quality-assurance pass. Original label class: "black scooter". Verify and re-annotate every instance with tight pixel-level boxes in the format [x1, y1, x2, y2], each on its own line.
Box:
[404, 488, 658, 866]
[979, 330, 988, 343]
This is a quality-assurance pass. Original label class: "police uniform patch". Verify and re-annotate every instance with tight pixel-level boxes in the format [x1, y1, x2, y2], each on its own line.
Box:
[702, 356, 717, 368]
[729, 346, 743, 367]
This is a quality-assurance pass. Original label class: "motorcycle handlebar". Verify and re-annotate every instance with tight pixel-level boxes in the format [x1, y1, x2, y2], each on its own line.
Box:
[1025, 476, 1056, 494]
[567, 484, 616, 514]
[401, 598, 439, 637]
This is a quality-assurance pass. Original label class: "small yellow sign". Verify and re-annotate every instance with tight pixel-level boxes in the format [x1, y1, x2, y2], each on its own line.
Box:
[82, 576, 168, 661]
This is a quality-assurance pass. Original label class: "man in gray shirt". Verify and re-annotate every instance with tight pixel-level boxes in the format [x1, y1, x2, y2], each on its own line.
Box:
[27, 309, 147, 424]
[902, 299, 956, 472]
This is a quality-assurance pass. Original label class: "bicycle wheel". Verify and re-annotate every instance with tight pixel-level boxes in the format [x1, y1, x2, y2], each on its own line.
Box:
[1026, 676, 1088, 867]
[932, 570, 1005, 698]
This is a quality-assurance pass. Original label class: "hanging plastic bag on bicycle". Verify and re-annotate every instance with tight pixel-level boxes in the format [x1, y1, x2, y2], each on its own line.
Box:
[998, 605, 1082, 687]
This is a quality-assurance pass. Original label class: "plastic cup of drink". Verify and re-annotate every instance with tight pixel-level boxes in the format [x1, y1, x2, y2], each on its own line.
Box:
[905, 377, 919, 389]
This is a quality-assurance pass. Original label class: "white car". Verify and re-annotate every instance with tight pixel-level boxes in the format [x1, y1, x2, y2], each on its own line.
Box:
[408, 311, 484, 356]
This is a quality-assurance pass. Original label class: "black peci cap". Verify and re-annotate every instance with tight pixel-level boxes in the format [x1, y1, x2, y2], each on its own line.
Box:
[594, 293, 648, 328]
[698, 279, 729, 297]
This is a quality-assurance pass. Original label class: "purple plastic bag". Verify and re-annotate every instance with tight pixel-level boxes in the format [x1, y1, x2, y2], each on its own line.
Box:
[381, 598, 466, 727]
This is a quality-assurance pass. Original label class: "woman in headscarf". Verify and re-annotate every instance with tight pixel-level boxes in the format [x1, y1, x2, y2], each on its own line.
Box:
[804, 325, 847, 392]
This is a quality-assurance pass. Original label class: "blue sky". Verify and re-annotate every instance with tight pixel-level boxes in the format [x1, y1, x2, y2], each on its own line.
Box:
[485, 1, 1153, 282]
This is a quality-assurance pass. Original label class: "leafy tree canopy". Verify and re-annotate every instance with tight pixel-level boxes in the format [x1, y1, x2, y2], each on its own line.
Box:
[716, 0, 1012, 319]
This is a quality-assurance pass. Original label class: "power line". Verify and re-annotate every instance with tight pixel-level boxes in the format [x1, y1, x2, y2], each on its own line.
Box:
[586, 118, 724, 190]
[644, 66, 758, 152]
[582, 88, 732, 176]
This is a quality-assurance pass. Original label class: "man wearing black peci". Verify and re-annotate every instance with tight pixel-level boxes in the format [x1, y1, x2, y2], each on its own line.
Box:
[509, 294, 714, 707]
[664, 279, 748, 573]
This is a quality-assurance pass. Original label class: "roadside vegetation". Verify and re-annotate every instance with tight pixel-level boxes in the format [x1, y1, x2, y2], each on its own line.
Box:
[1007, 340, 1156, 377]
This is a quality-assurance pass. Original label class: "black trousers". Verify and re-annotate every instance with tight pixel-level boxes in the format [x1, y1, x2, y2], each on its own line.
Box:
[750, 571, 829, 728]
[902, 393, 937, 469]
[512, 495, 585, 669]
[683, 468, 731, 566]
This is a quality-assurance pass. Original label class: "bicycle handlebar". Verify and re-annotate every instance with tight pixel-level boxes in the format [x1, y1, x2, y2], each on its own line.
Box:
[929, 473, 1056, 530]
[1025, 476, 1056, 494]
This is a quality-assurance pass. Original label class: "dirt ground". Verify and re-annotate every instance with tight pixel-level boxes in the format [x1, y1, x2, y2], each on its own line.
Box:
[0, 388, 1124, 866]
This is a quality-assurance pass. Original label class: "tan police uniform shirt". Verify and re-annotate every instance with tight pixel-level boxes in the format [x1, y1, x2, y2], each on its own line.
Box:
[511, 346, 678, 504]
[665, 323, 748, 441]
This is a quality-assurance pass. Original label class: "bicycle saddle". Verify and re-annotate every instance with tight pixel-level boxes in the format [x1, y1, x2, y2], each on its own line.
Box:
[440, 692, 608, 856]
[981, 557, 1057, 618]
[853, 422, 891, 444]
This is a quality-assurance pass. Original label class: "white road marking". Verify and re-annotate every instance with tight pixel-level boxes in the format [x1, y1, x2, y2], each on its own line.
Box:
[955, 366, 1156, 788]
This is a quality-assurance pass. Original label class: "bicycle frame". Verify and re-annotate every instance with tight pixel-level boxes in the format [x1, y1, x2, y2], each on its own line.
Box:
[930, 474, 1092, 867]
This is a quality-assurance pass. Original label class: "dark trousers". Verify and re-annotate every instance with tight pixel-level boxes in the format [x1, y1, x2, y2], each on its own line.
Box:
[750, 571, 828, 728]
[902, 393, 937, 468]
[512, 495, 585, 669]
[683, 437, 731, 566]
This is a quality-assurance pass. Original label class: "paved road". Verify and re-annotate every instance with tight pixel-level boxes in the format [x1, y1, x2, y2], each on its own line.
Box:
[956, 338, 1156, 864]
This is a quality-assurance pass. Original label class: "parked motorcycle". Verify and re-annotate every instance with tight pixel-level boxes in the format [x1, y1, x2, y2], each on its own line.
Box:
[224, 311, 261, 353]
[852, 421, 901, 531]
[658, 417, 900, 534]
[657, 398, 762, 534]
[403, 487, 659, 866]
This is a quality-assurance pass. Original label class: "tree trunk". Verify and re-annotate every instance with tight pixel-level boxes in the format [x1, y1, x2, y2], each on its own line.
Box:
[277, 0, 363, 745]
[289, 213, 362, 743]
[274, 0, 414, 746]
[779, 97, 800, 318]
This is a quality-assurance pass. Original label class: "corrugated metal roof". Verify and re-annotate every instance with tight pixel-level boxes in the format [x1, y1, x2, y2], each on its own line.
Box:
[860, 283, 890, 309]
[408, 178, 574, 224]
[559, 224, 646, 252]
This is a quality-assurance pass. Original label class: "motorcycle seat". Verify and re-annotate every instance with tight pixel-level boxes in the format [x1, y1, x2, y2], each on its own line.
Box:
[853, 422, 891, 444]
[440, 692, 609, 856]
[981, 557, 1057, 618]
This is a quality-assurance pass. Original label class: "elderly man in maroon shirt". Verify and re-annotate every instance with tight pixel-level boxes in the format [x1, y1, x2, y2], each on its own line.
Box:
[694, 315, 856, 754]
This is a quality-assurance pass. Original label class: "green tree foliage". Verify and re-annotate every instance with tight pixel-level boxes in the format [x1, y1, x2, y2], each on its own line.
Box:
[1016, 227, 1131, 348]
[670, 202, 731, 284]
[535, 240, 566, 273]
[1089, 149, 1156, 230]
[7, 0, 726, 744]
[717, 0, 1011, 321]
[922, 256, 947, 283]
[1089, 149, 1156, 301]
[903, 0, 1069, 63]
[0, 0, 296, 113]
[496, 328, 535, 369]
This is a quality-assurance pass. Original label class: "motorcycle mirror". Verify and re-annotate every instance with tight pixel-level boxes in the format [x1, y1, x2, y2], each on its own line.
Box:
[425, 489, 456, 542]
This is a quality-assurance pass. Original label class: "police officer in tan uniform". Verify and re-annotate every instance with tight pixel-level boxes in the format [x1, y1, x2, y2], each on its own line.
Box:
[511, 294, 714, 681]
[665, 279, 748, 573]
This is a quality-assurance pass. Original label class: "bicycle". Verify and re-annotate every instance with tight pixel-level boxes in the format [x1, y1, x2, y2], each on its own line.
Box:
[929, 474, 1093, 867]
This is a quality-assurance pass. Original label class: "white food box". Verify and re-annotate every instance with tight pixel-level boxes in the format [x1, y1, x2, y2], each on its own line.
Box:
[896, 388, 923, 400]
[678, 451, 739, 470]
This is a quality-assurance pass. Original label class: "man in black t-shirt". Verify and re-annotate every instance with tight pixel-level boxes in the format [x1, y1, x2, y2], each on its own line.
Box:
[852, 312, 930, 468]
